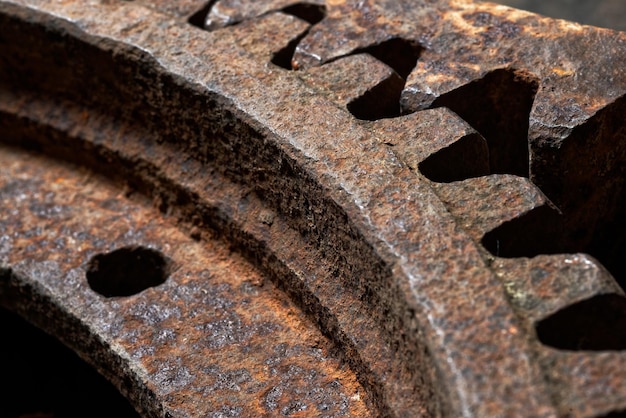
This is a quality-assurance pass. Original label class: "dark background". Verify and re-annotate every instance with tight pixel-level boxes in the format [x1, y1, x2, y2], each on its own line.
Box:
[0, 308, 138, 418]
[486, 0, 626, 32]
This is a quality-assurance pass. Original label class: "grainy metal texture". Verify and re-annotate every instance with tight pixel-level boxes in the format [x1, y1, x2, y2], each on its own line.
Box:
[1, 0, 625, 417]
[0, 145, 370, 417]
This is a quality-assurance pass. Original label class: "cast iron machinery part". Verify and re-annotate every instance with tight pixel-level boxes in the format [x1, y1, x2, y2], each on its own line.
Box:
[1, 0, 626, 417]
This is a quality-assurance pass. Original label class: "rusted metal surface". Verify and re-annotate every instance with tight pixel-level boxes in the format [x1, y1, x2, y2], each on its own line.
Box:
[1, 0, 626, 417]
[0, 145, 371, 417]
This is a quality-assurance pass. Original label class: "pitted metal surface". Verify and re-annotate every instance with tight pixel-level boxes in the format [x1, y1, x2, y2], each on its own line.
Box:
[1, 0, 625, 417]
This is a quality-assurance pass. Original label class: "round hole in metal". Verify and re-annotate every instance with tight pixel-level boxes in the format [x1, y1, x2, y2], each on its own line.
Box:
[86, 246, 171, 297]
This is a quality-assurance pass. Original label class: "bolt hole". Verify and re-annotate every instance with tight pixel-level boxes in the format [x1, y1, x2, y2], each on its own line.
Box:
[86, 246, 171, 297]
[536, 294, 626, 351]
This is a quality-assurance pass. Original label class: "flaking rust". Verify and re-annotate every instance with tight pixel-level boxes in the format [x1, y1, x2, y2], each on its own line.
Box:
[1, 0, 626, 417]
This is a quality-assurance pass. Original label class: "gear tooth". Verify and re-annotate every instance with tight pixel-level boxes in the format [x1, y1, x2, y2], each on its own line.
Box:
[432, 175, 549, 241]
[494, 254, 622, 323]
